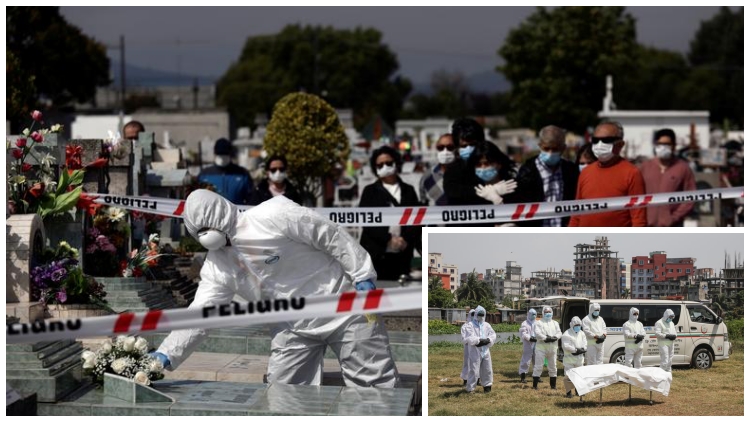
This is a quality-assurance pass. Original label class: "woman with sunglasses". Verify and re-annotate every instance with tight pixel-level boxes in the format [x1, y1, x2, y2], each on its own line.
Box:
[419, 133, 458, 206]
[249, 155, 302, 206]
[359, 145, 421, 281]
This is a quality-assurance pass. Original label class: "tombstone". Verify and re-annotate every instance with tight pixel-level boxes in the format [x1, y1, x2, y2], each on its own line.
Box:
[6, 214, 46, 322]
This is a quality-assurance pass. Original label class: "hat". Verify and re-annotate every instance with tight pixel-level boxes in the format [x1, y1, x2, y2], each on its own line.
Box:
[214, 138, 232, 155]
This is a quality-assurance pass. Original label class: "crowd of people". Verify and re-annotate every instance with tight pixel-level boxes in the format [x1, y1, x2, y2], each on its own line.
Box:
[462, 304, 679, 397]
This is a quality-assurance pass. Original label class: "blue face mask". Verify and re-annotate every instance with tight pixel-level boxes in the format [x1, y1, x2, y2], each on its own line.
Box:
[475, 167, 498, 182]
[666, 318, 672, 323]
[593, 311, 599, 317]
[573, 326, 581, 333]
[459, 145, 475, 160]
[544, 313, 553, 320]
[539, 151, 561, 167]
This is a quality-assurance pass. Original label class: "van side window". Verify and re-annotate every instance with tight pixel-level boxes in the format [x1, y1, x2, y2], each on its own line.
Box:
[654, 307, 681, 325]
[638, 305, 664, 327]
[687, 305, 716, 324]
[600, 305, 630, 327]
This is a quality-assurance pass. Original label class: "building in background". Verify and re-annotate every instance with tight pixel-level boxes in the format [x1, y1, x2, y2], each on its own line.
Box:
[428, 253, 459, 292]
[631, 252, 696, 299]
[573, 236, 621, 299]
[529, 269, 573, 298]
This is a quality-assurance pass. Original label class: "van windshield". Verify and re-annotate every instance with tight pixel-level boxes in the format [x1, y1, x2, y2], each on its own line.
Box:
[687, 305, 718, 324]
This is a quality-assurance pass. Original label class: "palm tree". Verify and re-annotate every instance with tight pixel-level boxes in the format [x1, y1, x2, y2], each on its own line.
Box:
[455, 270, 494, 305]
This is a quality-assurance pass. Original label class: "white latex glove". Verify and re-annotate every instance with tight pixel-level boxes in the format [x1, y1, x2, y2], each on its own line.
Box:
[493, 179, 518, 196]
[474, 185, 504, 205]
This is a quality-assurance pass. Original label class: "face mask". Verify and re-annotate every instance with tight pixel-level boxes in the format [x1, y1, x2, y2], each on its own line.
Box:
[592, 141, 614, 162]
[268, 170, 287, 183]
[475, 167, 498, 182]
[376, 164, 396, 178]
[476, 315, 485, 324]
[655, 145, 673, 159]
[579, 164, 588, 172]
[666, 318, 672, 323]
[539, 151, 561, 167]
[573, 326, 581, 333]
[459, 145, 475, 161]
[593, 311, 599, 318]
[544, 313, 553, 321]
[198, 229, 227, 251]
[437, 149, 456, 165]
[215, 155, 231, 167]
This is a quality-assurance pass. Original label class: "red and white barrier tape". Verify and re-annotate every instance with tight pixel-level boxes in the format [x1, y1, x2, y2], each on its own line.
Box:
[81, 186, 743, 226]
[5, 287, 421, 344]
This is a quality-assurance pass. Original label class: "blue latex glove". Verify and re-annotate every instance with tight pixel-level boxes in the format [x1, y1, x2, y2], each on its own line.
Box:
[149, 352, 171, 368]
[355, 279, 377, 291]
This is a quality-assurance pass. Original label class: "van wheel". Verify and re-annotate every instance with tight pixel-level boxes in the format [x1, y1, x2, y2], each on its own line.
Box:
[691, 348, 713, 369]
[610, 350, 626, 365]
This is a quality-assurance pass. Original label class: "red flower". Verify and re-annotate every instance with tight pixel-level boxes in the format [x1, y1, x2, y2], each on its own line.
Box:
[65, 144, 83, 169]
[31, 110, 43, 122]
[30, 131, 43, 143]
[28, 182, 45, 198]
[15, 138, 27, 148]
[21, 163, 33, 173]
[120, 260, 128, 272]
[85, 158, 109, 168]
[11, 149, 23, 160]
[76, 194, 102, 216]
[133, 267, 143, 277]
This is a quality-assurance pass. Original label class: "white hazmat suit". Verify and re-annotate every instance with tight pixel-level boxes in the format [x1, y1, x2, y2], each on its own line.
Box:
[460, 309, 476, 383]
[654, 309, 677, 372]
[518, 308, 537, 382]
[561, 316, 587, 397]
[622, 307, 648, 369]
[581, 302, 607, 365]
[156, 190, 399, 387]
[461, 305, 496, 393]
[532, 306, 562, 389]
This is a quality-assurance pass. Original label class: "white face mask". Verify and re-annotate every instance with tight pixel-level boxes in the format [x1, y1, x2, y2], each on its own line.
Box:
[592, 141, 614, 162]
[198, 230, 227, 251]
[437, 149, 456, 165]
[268, 170, 287, 183]
[654, 145, 673, 159]
[215, 155, 231, 167]
[476, 316, 485, 324]
[376, 163, 396, 178]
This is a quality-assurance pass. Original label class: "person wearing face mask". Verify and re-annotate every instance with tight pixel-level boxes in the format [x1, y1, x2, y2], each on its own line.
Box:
[622, 307, 648, 369]
[359, 146, 421, 281]
[518, 308, 537, 384]
[461, 306, 496, 393]
[532, 306, 562, 390]
[514, 125, 580, 227]
[468, 142, 519, 208]
[197, 138, 254, 205]
[576, 142, 597, 173]
[581, 302, 607, 365]
[149, 189, 399, 387]
[569, 122, 646, 227]
[460, 308, 476, 385]
[638, 128, 697, 227]
[419, 133, 457, 206]
[561, 316, 587, 398]
[249, 155, 302, 205]
[654, 309, 678, 372]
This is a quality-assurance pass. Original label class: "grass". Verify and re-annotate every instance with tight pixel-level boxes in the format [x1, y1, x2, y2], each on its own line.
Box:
[428, 341, 743, 416]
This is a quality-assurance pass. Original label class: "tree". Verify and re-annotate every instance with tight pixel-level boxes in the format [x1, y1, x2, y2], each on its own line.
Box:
[263, 92, 350, 204]
[217, 24, 411, 129]
[428, 275, 456, 309]
[498, 6, 637, 133]
[616, 45, 690, 111]
[455, 271, 496, 312]
[6, 50, 36, 123]
[6, 7, 110, 125]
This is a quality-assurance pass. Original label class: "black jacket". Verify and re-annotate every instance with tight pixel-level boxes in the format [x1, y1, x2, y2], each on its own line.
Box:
[512, 157, 579, 226]
[250, 179, 302, 206]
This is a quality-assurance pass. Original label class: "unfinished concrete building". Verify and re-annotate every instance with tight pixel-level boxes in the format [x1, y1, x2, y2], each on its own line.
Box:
[573, 236, 621, 299]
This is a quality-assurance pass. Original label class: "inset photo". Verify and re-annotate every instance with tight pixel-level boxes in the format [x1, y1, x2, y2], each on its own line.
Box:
[427, 233, 743, 415]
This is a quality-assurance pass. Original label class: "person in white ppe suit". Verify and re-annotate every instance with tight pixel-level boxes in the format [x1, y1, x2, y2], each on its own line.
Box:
[518, 308, 537, 384]
[532, 306, 562, 390]
[460, 309, 476, 385]
[581, 302, 607, 365]
[561, 316, 587, 398]
[461, 305, 496, 393]
[622, 307, 648, 369]
[150, 189, 399, 387]
[654, 309, 678, 372]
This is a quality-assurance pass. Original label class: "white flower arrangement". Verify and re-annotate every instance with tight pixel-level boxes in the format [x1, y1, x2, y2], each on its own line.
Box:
[81, 335, 164, 387]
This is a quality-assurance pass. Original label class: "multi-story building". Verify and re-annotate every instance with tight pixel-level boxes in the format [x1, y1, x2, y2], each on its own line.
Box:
[573, 236, 621, 299]
[620, 258, 632, 298]
[529, 269, 573, 298]
[485, 268, 505, 303]
[502, 261, 523, 300]
[428, 253, 460, 292]
[631, 252, 696, 299]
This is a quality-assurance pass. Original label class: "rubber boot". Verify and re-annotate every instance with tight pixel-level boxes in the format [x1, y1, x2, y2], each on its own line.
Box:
[532, 376, 540, 390]
[463, 379, 467, 386]
[566, 390, 573, 398]
[484, 386, 491, 393]
[520, 373, 526, 383]
[550, 377, 557, 390]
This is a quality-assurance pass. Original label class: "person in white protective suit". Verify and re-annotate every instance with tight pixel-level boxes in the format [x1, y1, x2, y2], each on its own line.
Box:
[561, 316, 588, 398]
[150, 189, 399, 387]
[518, 308, 537, 383]
[461, 305, 496, 393]
[581, 302, 607, 365]
[460, 309, 476, 385]
[654, 309, 678, 372]
[532, 306, 562, 390]
[622, 307, 648, 369]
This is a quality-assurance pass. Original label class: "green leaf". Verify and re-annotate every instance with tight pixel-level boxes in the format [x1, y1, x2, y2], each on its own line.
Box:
[43, 186, 82, 218]
[67, 169, 85, 186]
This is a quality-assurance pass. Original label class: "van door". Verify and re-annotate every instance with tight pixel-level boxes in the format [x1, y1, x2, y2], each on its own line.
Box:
[686, 304, 723, 362]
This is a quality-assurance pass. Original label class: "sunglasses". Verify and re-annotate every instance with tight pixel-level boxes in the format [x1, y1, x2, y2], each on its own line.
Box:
[477, 314, 485, 317]
[376, 161, 394, 169]
[591, 136, 622, 144]
[436, 144, 455, 152]
[269, 167, 286, 173]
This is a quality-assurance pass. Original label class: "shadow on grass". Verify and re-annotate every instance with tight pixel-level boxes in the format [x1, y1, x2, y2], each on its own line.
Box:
[439, 389, 472, 398]
[554, 396, 663, 408]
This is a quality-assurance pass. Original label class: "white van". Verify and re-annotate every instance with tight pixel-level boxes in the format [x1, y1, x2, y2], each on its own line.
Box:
[526, 297, 731, 369]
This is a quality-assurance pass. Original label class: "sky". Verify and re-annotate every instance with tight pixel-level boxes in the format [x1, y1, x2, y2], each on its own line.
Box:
[427, 233, 744, 279]
[60, 6, 729, 89]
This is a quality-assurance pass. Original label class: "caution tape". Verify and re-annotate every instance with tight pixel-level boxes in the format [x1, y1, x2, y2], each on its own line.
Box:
[5, 287, 421, 344]
[81, 186, 743, 226]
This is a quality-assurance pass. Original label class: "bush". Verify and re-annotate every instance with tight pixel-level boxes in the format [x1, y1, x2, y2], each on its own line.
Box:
[491, 323, 521, 333]
[428, 319, 461, 335]
[726, 318, 743, 343]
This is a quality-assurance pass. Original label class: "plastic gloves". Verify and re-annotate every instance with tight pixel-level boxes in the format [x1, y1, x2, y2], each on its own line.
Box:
[529, 337, 537, 343]
[355, 279, 377, 291]
[666, 334, 677, 341]
[476, 338, 491, 347]
[474, 185, 504, 205]
[149, 352, 171, 368]
[493, 179, 518, 196]
[544, 337, 557, 343]
[634, 334, 645, 344]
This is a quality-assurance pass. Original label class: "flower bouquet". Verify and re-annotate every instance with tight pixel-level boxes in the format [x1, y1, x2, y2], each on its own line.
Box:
[84, 206, 131, 277]
[121, 234, 167, 278]
[31, 241, 108, 307]
[81, 335, 164, 386]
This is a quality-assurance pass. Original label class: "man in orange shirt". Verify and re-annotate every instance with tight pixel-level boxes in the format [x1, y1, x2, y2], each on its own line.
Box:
[569, 122, 646, 227]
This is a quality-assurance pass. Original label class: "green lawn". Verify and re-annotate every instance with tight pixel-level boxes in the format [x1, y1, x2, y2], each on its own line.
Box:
[428, 341, 743, 416]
